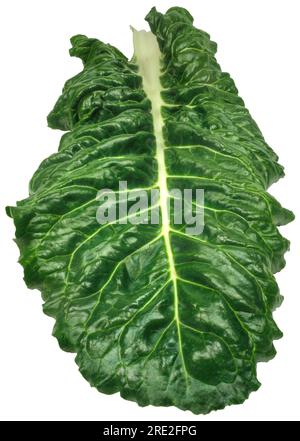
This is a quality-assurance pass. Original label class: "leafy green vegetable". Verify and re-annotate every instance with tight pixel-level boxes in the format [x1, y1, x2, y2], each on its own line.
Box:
[7, 6, 294, 413]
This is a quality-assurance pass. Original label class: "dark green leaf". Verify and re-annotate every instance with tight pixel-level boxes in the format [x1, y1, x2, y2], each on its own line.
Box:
[7, 7, 294, 413]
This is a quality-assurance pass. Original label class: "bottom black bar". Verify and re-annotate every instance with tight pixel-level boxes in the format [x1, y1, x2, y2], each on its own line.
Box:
[0, 420, 291, 438]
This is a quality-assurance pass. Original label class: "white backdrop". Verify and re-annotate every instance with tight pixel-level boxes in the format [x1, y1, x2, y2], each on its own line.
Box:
[0, 0, 299, 421]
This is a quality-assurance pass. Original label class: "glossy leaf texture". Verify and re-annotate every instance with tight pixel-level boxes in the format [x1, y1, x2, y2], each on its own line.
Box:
[7, 7, 294, 414]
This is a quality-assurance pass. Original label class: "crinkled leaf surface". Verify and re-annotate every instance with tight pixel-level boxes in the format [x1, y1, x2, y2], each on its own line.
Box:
[7, 7, 294, 413]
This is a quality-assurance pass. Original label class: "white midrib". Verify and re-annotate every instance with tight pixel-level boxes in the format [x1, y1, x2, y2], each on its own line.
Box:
[132, 29, 187, 378]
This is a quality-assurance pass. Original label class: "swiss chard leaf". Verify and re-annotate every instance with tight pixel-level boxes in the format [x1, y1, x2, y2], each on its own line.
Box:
[7, 7, 294, 413]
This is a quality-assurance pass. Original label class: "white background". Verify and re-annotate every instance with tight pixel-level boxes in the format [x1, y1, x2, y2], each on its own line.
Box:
[0, 0, 299, 421]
